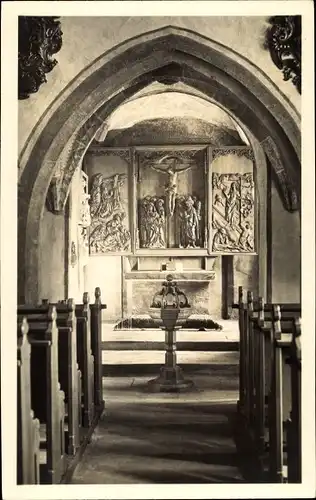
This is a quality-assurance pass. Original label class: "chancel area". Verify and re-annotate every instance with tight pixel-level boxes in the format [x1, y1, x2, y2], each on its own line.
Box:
[14, 14, 305, 488]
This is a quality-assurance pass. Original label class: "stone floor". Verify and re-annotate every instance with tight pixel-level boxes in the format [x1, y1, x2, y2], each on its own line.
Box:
[70, 363, 250, 484]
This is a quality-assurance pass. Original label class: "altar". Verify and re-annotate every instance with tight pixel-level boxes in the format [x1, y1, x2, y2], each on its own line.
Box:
[122, 255, 218, 317]
[82, 144, 258, 321]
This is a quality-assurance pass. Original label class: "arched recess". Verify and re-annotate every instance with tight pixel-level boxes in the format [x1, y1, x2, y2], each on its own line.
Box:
[18, 26, 301, 303]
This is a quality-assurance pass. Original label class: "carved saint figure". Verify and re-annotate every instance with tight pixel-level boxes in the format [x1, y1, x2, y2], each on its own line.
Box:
[109, 173, 126, 211]
[150, 157, 194, 216]
[78, 172, 91, 228]
[80, 194, 91, 227]
[145, 201, 161, 248]
[178, 195, 201, 248]
[212, 224, 239, 252]
[98, 179, 112, 218]
[103, 213, 130, 251]
[222, 181, 240, 226]
[238, 221, 253, 251]
[155, 198, 166, 247]
[89, 173, 103, 217]
[139, 196, 166, 248]
[70, 241, 77, 267]
[213, 227, 229, 250]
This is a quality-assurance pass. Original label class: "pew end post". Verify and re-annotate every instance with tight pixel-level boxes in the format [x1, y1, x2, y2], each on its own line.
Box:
[90, 287, 106, 412]
[235, 286, 245, 414]
[286, 317, 301, 483]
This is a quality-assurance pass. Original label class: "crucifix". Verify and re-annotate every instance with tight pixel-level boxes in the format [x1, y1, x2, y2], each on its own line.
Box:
[150, 156, 194, 216]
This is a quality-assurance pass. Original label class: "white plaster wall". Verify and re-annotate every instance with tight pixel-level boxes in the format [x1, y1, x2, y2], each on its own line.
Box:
[105, 91, 241, 132]
[85, 255, 122, 321]
[38, 208, 66, 302]
[271, 182, 301, 303]
[18, 16, 300, 155]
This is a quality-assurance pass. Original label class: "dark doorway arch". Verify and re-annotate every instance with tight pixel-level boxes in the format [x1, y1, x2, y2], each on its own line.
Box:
[18, 25, 300, 302]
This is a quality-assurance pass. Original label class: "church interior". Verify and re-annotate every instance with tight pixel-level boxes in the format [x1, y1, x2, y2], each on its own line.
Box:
[11, 12, 308, 489]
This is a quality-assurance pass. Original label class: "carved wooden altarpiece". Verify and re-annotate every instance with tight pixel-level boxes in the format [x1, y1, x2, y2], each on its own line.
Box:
[135, 147, 207, 255]
[84, 145, 257, 257]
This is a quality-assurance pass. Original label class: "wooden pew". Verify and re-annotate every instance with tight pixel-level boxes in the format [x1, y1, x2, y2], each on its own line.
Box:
[250, 296, 297, 459]
[286, 318, 301, 483]
[252, 297, 267, 458]
[17, 317, 40, 484]
[17, 287, 105, 484]
[268, 306, 301, 483]
[17, 306, 66, 484]
[234, 287, 300, 420]
[42, 298, 81, 455]
[20, 300, 80, 457]
[43, 287, 106, 435]
[233, 287, 301, 483]
[250, 299, 301, 481]
[56, 299, 81, 454]
[75, 293, 95, 428]
[89, 287, 106, 411]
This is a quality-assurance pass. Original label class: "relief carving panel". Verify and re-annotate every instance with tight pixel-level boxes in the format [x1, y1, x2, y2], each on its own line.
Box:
[89, 172, 131, 253]
[212, 172, 255, 253]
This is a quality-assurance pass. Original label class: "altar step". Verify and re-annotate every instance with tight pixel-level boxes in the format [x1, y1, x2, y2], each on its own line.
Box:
[101, 320, 240, 376]
[101, 319, 240, 343]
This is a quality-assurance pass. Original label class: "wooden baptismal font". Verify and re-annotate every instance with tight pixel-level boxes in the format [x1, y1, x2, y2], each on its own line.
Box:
[147, 274, 194, 392]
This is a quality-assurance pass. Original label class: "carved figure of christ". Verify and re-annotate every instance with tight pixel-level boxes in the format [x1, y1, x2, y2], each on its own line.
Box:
[150, 158, 194, 215]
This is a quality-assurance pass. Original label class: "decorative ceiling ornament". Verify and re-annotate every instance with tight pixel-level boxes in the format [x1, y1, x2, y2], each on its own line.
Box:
[18, 16, 63, 100]
[264, 16, 301, 94]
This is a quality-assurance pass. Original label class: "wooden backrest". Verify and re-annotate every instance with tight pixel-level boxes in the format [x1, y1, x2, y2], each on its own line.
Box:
[75, 292, 94, 427]
[39, 299, 80, 455]
[17, 307, 58, 422]
[17, 306, 63, 483]
[75, 292, 91, 367]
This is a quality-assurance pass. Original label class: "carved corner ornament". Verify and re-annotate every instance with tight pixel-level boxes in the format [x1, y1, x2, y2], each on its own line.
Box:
[18, 16, 63, 100]
[264, 16, 301, 94]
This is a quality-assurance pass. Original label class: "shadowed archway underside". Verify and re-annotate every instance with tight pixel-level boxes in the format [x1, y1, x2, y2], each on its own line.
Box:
[18, 26, 301, 303]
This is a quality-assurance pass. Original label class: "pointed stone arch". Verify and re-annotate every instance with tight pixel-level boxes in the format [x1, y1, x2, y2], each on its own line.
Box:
[18, 25, 301, 302]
